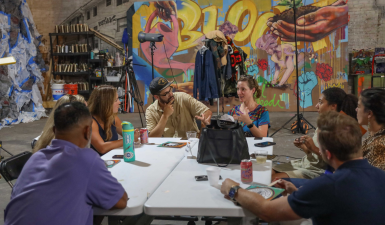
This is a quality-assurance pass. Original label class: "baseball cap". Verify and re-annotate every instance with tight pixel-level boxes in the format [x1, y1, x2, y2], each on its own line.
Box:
[149, 77, 173, 95]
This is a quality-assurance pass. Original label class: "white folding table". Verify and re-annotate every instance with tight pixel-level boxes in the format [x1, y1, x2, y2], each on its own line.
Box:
[144, 137, 274, 217]
[94, 138, 186, 216]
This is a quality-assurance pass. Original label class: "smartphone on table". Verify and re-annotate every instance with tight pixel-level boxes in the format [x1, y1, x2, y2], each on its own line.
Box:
[254, 142, 276, 147]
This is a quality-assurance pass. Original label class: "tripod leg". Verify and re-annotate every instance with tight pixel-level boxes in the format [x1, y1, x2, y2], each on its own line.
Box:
[298, 114, 316, 130]
[270, 114, 297, 137]
[136, 101, 144, 128]
[1, 147, 13, 156]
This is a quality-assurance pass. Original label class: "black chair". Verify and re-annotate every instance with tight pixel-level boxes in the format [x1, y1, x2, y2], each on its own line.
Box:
[0, 151, 32, 188]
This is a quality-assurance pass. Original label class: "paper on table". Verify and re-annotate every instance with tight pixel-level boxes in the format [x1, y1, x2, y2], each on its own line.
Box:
[246, 185, 284, 201]
[220, 114, 235, 122]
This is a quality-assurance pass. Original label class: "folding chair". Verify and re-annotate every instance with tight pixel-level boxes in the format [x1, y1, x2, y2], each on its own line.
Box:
[0, 151, 32, 188]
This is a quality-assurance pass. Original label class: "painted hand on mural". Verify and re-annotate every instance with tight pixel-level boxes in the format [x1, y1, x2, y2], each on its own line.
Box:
[267, 0, 348, 42]
[248, 64, 259, 79]
[154, 1, 177, 22]
[316, 63, 333, 81]
[140, 2, 194, 77]
[298, 71, 318, 108]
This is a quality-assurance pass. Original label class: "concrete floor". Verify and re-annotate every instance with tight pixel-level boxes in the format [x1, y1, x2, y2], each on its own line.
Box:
[0, 111, 319, 225]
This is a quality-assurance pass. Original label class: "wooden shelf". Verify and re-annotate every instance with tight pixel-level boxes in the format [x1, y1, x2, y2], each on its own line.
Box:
[53, 72, 89, 76]
[53, 53, 89, 56]
[88, 59, 104, 63]
[49, 32, 94, 36]
[90, 77, 103, 80]
[78, 90, 90, 94]
[43, 101, 57, 108]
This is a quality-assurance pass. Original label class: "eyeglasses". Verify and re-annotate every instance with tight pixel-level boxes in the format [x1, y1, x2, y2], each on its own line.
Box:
[159, 87, 173, 97]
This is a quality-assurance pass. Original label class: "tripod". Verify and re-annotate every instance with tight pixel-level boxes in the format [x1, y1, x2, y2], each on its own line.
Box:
[150, 41, 156, 102]
[270, 0, 315, 137]
[0, 142, 13, 160]
[121, 58, 146, 128]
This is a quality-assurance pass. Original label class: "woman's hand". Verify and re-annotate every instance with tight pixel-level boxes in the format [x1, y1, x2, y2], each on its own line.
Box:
[295, 136, 318, 155]
[233, 107, 253, 126]
[294, 137, 310, 154]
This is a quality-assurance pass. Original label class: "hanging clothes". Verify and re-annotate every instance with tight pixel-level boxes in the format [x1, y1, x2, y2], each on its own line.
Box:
[205, 30, 228, 66]
[236, 47, 248, 76]
[207, 39, 226, 96]
[193, 47, 219, 101]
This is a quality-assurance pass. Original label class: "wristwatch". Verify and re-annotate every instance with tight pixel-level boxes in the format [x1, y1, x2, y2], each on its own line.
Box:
[247, 123, 254, 129]
[228, 185, 241, 201]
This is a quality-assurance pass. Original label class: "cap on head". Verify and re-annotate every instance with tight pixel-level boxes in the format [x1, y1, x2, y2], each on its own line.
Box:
[149, 77, 173, 95]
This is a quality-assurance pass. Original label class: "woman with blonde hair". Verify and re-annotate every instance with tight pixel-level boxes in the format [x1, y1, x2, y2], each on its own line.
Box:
[32, 94, 86, 152]
[89, 85, 139, 156]
[228, 75, 270, 137]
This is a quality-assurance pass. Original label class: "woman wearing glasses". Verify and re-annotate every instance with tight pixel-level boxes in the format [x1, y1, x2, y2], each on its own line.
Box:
[228, 75, 270, 137]
[89, 85, 139, 156]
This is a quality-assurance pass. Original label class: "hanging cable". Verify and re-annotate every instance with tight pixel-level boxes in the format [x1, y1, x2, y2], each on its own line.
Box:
[162, 40, 178, 89]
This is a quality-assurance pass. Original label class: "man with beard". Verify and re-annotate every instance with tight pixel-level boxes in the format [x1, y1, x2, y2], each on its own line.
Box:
[220, 111, 385, 224]
[146, 77, 212, 139]
[4, 102, 127, 225]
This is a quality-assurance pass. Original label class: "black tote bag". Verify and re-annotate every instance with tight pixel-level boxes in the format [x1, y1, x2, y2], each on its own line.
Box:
[197, 119, 250, 167]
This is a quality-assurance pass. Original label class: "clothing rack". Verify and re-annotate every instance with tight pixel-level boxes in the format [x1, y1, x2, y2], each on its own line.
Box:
[201, 40, 220, 117]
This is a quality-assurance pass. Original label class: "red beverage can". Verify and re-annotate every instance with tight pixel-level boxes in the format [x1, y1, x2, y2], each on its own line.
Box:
[241, 159, 253, 183]
[140, 128, 148, 144]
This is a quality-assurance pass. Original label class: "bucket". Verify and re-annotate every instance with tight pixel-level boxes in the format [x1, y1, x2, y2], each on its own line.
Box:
[68, 84, 78, 95]
[64, 84, 71, 94]
[52, 83, 64, 101]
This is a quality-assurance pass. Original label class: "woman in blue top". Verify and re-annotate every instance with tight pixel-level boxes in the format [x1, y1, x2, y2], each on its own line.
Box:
[88, 85, 139, 156]
[228, 75, 270, 137]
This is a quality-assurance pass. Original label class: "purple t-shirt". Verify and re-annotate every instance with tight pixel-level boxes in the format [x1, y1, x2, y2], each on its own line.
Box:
[4, 139, 125, 225]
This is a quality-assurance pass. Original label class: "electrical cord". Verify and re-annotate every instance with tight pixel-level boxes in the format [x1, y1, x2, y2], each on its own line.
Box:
[162, 40, 178, 89]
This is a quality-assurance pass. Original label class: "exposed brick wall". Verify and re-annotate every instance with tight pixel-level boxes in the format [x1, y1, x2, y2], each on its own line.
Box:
[348, 0, 385, 52]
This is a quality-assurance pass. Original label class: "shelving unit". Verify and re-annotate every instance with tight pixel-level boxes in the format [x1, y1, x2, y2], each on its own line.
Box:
[49, 31, 103, 97]
[52, 53, 90, 56]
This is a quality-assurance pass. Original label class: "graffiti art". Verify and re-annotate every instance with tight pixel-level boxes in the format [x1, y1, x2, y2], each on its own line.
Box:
[132, 0, 349, 111]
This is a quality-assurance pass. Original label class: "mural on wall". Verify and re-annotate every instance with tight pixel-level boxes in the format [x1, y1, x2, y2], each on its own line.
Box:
[131, 0, 349, 111]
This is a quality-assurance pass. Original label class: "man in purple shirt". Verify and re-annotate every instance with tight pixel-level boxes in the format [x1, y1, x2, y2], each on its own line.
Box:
[4, 102, 128, 225]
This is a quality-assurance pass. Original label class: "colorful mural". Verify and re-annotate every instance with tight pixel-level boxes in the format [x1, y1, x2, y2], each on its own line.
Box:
[131, 0, 349, 111]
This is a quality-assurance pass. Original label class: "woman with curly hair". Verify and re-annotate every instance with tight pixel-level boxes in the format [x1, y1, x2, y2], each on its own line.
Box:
[228, 75, 270, 137]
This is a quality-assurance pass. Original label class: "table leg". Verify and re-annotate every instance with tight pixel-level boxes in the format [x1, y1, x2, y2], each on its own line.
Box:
[107, 214, 153, 225]
[226, 216, 259, 225]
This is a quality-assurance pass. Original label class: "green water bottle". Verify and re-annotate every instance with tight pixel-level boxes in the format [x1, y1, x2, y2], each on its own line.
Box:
[122, 121, 135, 162]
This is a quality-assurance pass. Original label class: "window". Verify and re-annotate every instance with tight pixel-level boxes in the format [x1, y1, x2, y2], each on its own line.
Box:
[106, 0, 111, 6]
[117, 17, 127, 32]
[117, 0, 122, 6]
[87, 11, 90, 20]
[93, 7, 97, 17]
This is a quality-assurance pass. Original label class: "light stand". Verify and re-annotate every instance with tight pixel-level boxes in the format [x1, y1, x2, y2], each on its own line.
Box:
[150, 41, 156, 102]
[270, 0, 315, 137]
[121, 58, 146, 127]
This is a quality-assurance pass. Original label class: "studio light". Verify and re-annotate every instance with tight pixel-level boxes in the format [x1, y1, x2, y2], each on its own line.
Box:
[138, 31, 164, 43]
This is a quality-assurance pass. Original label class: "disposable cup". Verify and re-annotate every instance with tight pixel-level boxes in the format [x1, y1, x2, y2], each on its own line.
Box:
[206, 166, 221, 186]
